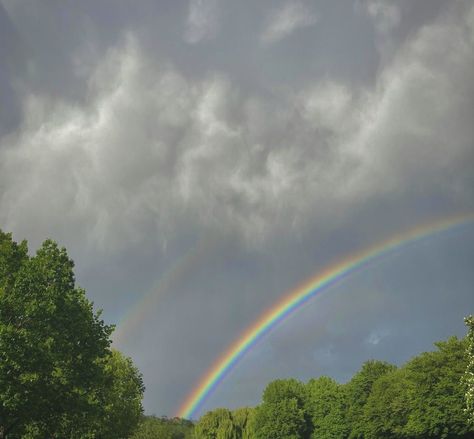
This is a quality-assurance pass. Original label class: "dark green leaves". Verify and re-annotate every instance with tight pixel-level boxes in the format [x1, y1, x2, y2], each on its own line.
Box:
[0, 230, 143, 438]
[464, 316, 474, 425]
[254, 379, 310, 439]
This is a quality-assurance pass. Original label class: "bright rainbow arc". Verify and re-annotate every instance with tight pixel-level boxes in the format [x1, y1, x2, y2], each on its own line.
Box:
[176, 213, 474, 419]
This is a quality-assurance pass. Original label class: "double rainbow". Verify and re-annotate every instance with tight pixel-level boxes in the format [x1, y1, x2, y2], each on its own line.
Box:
[177, 213, 474, 419]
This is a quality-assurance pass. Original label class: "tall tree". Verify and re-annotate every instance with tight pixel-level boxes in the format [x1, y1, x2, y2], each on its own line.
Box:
[232, 407, 255, 439]
[464, 316, 474, 425]
[131, 416, 194, 439]
[345, 360, 396, 439]
[403, 336, 472, 438]
[362, 367, 411, 439]
[194, 408, 238, 439]
[306, 376, 348, 439]
[0, 232, 113, 437]
[0, 231, 27, 292]
[98, 350, 145, 438]
[253, 379, 310, 439]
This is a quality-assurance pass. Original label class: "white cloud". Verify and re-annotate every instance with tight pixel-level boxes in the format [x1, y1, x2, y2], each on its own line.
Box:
[347, 6, 474, 198]
[260, 1, 318, 46]
[365, 328, 390, 346]
[299, 82, 353, 134]
[184, 0, 220, 44]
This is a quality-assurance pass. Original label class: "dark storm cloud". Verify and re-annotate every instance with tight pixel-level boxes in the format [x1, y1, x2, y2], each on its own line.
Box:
[0, 0, 473, 416]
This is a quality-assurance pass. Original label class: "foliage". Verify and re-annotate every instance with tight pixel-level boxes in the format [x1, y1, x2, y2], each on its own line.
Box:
[403, 336, 471, 438]
[253, 379, 310, 439]
[305, 376, 348, 439]
[232, 407, 256, 439]
[99, 350, 145, 438]
[0, 233, 112, 436]
[464, 315, 474, 425]
[0, 230, 144, 438]
[194, 408, 239, 439]
[131, 416, 194, 439]
[362, 367, 412, 438]
[0, 231, 28, 292]
[345, 360, 396, 439]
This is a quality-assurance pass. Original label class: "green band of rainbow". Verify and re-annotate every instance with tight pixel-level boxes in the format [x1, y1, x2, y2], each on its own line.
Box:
[176, 213, 474, 419]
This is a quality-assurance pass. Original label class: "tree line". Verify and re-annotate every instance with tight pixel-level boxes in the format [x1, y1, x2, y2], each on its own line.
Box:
[1, 228, 474, 438]
[192, 328, 474, 439]
[126, 321, 474, 439]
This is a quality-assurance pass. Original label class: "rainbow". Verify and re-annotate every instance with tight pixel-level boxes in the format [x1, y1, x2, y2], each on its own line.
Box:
[113, 235, 217, 346]
[176, 213, 474, 419]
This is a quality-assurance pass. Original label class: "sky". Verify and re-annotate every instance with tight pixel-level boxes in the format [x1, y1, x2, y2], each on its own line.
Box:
[0, 0, 473, 418]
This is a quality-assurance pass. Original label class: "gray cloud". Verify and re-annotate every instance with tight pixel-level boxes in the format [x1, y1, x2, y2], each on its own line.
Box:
[2, 3, 472, 251]
[184, 0, 221, 44]
[365, 0, 401, 34]
[260, 1, 318, 46]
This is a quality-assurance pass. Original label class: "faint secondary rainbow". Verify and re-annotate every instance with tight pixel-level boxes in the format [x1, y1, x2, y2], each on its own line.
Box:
[113, 235, 217, 346]
[177, 213, 474, 419]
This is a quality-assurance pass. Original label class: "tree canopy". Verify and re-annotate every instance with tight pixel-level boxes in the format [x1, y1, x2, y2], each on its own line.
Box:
[402, 336, 469, 438]
[131, 416, 194, 439]
[346, 360, 396, 439]
[253, 379, 310, 439]
[100, 350, 145, 438]
[0, 230, 144, 438]
[305, 376, 347, 439]
[464, 315, 474, 425]
[194, 408, 239, 439]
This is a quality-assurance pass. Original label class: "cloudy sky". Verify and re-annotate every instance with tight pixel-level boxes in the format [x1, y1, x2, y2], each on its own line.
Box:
[1, 0, 473, 418]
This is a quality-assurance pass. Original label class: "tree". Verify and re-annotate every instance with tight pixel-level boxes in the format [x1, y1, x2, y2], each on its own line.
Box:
[232, 407, 255, 439]
[98, 350, 145, 438]
[403, 336, 473, 438]
[464, 316, 474, 425]
[131, 416, 194, 439]
[362, 367, 411, 439]
[305, 376, 348, 439]
[0, 232, 114, 437]
[0, 231, 28, 292]
[253, 379, 310, 439]
[345, 360, 396, 439]
[194, 408, 238, 439]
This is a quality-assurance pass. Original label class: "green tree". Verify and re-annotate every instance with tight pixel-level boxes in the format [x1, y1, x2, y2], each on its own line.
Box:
[253, 379, 310, 439]
[362, 367, 411, 439]
[0, 231, 28, 292]
[232, 407, 255, 439]
[345, 360, 396, 439]
[464, 316, 474, 425]
[403, 336, 473, 438]
[306, 376, 348, 439]
[98, 350, 145, 438]
[0, 232, 113, 437]
[194, 408, 238, 439]
[131, 416, 194, 439]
